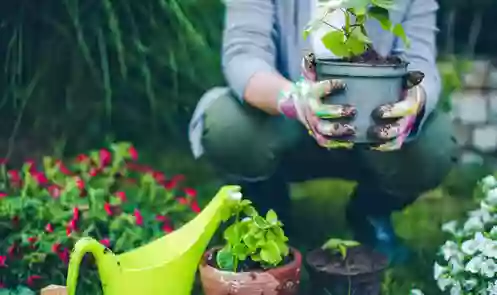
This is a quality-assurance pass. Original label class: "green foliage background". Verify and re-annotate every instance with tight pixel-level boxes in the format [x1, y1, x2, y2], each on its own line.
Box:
[0, 0, 495, 157]
[0, 0, 224, 156]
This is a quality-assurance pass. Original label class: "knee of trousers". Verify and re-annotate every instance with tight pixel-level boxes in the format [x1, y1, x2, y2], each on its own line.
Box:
[198, 87, 300, 181]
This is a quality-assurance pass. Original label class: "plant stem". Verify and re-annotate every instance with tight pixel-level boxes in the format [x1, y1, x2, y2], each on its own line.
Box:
[232, 210, 240, 272]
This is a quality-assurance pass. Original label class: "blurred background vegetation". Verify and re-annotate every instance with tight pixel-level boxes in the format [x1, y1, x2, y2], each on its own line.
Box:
[0, 0, 496, 293]
[0, 0, 495, 159]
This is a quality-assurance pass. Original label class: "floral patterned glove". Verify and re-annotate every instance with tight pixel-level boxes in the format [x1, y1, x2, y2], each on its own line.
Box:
[369, 71, 426, 151]
[277, 53, 357, 149]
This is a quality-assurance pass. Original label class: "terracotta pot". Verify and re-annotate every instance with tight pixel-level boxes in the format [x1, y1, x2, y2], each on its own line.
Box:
[306, 245, 388, 295]
[199, 246, 302, 295]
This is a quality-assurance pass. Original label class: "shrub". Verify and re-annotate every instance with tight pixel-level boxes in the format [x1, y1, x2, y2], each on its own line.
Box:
[0, 142, 200, 293]
[434, 175, 497, 294]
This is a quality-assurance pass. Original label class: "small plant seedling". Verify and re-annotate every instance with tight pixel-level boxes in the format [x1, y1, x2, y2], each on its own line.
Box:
[322, 238, 360, 260]
[303, 0, 409, 58]
[216, 199, 290, 272]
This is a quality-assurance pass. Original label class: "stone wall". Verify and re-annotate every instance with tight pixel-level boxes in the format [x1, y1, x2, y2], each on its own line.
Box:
[451, 60, 497, 165]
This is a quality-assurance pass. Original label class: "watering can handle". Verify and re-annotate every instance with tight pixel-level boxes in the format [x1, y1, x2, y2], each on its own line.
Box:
[66, 237, 107, 295]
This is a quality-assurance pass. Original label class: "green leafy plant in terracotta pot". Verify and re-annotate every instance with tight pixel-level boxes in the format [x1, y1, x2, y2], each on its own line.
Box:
[306, 238, 388, 295]
[304, 0, 417, 144]
[199, 196, 302, 295]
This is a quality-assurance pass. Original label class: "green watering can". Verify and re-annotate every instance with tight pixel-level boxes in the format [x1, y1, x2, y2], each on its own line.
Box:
[66, 185, 240, 295]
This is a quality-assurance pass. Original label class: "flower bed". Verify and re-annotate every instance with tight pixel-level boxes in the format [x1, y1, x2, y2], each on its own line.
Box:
[434, 175, 497, 294]
[0, 142, 200, 293]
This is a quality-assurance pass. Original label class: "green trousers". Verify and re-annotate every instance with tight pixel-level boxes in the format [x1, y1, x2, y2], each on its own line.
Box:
[196, 87, 458, 216]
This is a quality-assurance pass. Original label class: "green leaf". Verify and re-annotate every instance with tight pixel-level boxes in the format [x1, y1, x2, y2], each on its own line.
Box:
[341, 240, 360, 247]
[265, 209, 278, 224]
[277, 240, 290, 257]
[242, 233, 258, 250]
[223, 224, 239, 245]
[351, 28, 371, 44]
[321, 30, 349, 57]
[260, 240, 282, 265]
[232, 243, 249, 260]
[219, 206, 232, 222]
[322, 238, 342, 250]
[216, 246, 234, 271]
[392, 23, 410, 47]
[371, 0, 396, 9]
[243, 205, 257, 217]
[345, 32, 368, 55]
[254, 216, 270, 229]
[368, 6, 391, 31]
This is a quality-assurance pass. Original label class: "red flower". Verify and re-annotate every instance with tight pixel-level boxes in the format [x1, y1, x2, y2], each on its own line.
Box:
[0, 256, 7, 267]
[0, 158, 6, 165]
[72, 207, 80, 220]
[76, 154, 89, 163]
[164, 174, 185, 190]
[100, 238, 111, 247]
[177, 197, 189, 205]
[48, 185, 61, 199]
[56, 160, 72, 175]
[67, 219, 78, 236]
[8, 170, 20, 182]
[115, 191, 127, 202]
[58, 248, 69, 263]
[0, 192, 7, 198]
[153, 172, 166, 183]
[162, 223, 174, 233]
[24, 160, 36, 172]
[26, 275, 42, 287]
[0, 281, 5, 288]
[155, 215, 168, 222]
[89, 167, 99, 176]
[75, 177, 85, 190]
[51, 243, 61, 253]
[163, 180, 176, 190]
[184, 188, 197, 198]
[45, 223, 54, 233]
[31, 172, 48, 185]
[190, 200, 201, 213]
[128, 146, 138, 161]
[99, 149, 112, 167]
[134, 209, 143, 226]
[27, 236, 37, 244]
[104, 203, 113, 215]
[7, 244, 16, 256]
[66, 227, 71, 237]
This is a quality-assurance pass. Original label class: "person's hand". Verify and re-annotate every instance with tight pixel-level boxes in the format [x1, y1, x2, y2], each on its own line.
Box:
[368, 71, 426, 151]
[277, 53, 357, 149]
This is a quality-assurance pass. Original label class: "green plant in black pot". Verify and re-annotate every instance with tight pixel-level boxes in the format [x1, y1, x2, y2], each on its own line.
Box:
[306, 238, 388, 295]
[303, 0, 422, 145]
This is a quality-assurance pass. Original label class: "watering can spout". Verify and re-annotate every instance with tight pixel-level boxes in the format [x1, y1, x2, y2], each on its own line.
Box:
[66, 237, 119, 295]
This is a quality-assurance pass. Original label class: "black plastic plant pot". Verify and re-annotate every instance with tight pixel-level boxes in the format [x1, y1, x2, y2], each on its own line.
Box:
[315, 58, 408, 144]
[305, 245, 388, 295]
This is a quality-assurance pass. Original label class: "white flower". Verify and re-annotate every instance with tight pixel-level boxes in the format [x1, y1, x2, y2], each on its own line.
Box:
[433, 262, 446, 279]
[488, 281, 497, 295]
[441, 240, 462, 261]
[469, 207, 492, 223]
[465, 255, 485, 273]
[437, 276, 453, 291]
[448, 256, 465, 274]
[491, 226, 497, 236]
[462, 279, 477, 291]
[463, 216, 485, 233]
[410, 289, 424, 295]
[442, 220, 458, 235]
[487, 188, 497, 205]
[461, 232, 487, 255]
[450, 281, 462, 295]
[481, 258, 497, 278]
[482, 175, 497, 190]
[482, 240, 497, 258]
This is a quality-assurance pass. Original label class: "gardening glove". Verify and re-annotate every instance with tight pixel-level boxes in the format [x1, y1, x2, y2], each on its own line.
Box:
[368, 71, 426, 151]
[277, 52, 357, 149]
